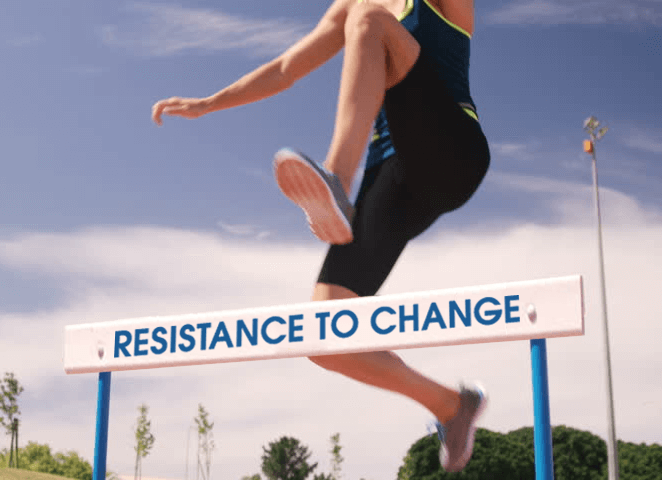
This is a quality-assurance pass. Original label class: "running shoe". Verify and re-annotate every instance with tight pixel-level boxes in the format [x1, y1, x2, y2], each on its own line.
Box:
[434, 383, 488, 472]
[274, 148, 354, 244]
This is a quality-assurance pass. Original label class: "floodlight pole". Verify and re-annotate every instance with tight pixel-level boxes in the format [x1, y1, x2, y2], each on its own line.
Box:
[583, 116, 619, 480]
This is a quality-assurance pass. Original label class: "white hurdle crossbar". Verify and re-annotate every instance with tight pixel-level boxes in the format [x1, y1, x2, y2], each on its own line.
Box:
[64, 275, 584, 480]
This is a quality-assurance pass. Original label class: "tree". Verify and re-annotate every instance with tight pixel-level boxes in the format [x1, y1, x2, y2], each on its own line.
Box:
[0, 441, 93, 480]
[241, 475, 262, 480]
[194, 404, 215, 480]
[0, 372, 24, 468]
[549, 425, 606, 480]
[396, 431, 441, 480]
[134, 404, 155, 480]
[261, 436, 319, 480]
[397, 424, 662, 480]
[54, 450, 94, 480]
[510, 425, 608, 480]
[311, 473, 334, 480]
[396, 428, 534, 480]
[618, 439, 662, 479]
[398, 450, 415, 480]
[329, 433, 344, 480]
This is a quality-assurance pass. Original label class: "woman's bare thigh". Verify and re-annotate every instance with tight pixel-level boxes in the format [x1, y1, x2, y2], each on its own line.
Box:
[345, 1, 421, 88]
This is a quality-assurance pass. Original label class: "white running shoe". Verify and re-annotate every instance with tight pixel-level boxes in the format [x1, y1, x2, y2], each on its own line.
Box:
[274, 148, 354, 245]
[435, 383, 488, 472]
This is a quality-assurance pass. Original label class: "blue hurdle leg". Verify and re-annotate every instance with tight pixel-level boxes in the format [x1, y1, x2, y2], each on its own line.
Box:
[93, 372, 112, 480]
[530, 339, 554, 480]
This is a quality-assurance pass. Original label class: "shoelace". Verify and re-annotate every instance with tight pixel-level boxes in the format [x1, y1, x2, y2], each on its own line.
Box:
[428, 421, 446, 443]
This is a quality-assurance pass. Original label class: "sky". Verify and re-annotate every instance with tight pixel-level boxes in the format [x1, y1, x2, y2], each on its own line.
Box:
[1, 0, 661, 479]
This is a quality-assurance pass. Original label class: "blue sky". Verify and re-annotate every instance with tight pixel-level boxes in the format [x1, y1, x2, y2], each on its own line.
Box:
[1, 0, 661, 479]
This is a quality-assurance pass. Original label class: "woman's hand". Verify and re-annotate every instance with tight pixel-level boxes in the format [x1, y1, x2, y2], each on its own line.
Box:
[151, 0, 349, 127]
[151, 97, 211, 126]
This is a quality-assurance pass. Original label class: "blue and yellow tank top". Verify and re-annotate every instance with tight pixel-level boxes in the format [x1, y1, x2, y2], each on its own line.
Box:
[363, 0, 479, 170]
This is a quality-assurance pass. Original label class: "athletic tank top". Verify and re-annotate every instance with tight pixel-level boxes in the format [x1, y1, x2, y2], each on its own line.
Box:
[362, 0, 479, 170]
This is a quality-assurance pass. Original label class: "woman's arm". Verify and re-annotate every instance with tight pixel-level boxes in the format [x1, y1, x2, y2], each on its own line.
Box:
[152, 0, 351, 125]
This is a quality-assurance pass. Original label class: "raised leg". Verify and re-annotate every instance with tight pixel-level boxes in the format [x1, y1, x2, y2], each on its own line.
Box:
[308, 283, 460, 423]
[323, 3, 420, 194]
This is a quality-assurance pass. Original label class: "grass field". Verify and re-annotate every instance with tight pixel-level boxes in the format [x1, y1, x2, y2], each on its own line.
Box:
[0, 469, 76, 480]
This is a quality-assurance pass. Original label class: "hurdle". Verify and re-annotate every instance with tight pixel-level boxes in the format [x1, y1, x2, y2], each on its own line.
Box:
[64, 275, 584, 480]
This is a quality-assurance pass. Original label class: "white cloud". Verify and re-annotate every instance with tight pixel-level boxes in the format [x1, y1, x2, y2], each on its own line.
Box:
[1, 178, 662, 479]
[101, 3, 310, 57]
[489, 170, 662, 224]
[485, 0, 662, 26]
[490, 141, 539, 161]
[218, 221, 271, 239]
[621, 127, 662, 154]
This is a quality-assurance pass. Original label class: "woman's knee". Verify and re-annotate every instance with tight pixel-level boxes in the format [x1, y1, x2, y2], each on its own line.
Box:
[344, 2, 389, 40]
[344, 2, 420, 87]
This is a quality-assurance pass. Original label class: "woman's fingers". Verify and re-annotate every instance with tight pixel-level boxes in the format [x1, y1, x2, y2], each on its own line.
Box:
[152, 97, 183, 125]
[152, 97, 203, 125]
[152, 99, 170, 126]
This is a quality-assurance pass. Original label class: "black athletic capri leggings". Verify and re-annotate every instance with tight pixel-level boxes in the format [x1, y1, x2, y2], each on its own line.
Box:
[317, 53, 491, 297]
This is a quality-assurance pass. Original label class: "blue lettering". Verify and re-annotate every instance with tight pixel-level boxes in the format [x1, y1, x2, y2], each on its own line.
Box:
[210, 321, 234, 349]
[475, 297, 501, 326]
[197, 323, 212, 351]
[450, 300, 471, 328]
[170, 325, 177, 353]
[134, 328, 149, 357]
[289, 314, 304, 343]
[237, 319, 258, 347]
[151, 327, 167, 355]
[422, 302, 447, 330]
[371, 306, 396, 335]
[332, 310, 358, 338]
[114, 330, 132, 358]
[505, 295, 520, 323]
[179, 324, 196, 352]
[399, 304, 419, 332]
[316, 312, 331, 340]
[262, 316, 286, 345]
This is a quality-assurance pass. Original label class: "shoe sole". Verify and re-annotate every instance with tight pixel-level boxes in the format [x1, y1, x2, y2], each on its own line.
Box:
[441, 382, 489, 472]
[274, 150, 353, 245]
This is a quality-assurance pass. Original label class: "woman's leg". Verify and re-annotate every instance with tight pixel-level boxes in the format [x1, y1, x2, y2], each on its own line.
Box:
[273, 4, 419, 244]
[308, 282, 460, 423]
[323, 3, 420, 195]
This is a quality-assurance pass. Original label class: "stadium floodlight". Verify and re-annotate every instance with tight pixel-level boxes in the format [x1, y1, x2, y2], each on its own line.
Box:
[583, 115, 619, 480]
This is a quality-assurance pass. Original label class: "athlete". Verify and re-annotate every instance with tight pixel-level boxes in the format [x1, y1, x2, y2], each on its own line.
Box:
[152, 0, 490, 472]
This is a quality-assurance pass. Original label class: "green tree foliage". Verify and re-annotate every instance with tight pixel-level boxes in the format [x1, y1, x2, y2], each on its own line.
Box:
[618, 440, 662, 480]
[0, 373, 23, 434]
[241, 475, 262, 480]
[396, 428, 534, 480]
[396, 431, 440, 480]
[550, 425, 608, 480]
[194, 404, 215, 480]
[329, 433, 343, 480]
[0, 372, 24, 468]
[0, 442, 93, 480]
[54, 451, 95, 480]
[467, 428, 535, 479]
[397, 425, 662, 480]
[311, 473, 334, 480]
[134, 404, 155, 480]
[261, 436, 319, 480]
